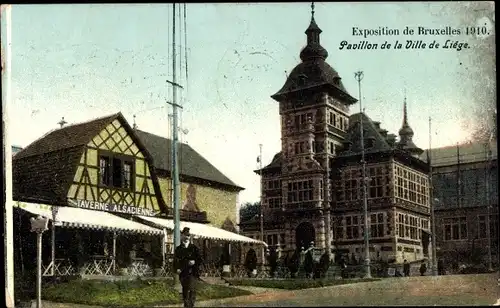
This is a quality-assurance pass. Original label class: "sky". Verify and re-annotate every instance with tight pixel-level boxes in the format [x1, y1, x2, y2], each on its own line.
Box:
[1, 2, 496, 205]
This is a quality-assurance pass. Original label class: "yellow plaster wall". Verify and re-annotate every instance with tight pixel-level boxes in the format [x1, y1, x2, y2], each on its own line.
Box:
[66, 119, 159, 211]
[157, 177, 238, 228]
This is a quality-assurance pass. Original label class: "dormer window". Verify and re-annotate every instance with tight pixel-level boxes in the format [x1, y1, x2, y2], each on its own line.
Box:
[367, 137, 376, 149]
[297, 74, 308, 86]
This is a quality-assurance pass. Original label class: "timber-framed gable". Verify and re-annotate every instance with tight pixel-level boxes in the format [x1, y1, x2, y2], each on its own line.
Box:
[14, 112, 167, 217]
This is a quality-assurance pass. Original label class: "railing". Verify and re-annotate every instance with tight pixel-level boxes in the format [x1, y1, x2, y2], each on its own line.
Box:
[42, 259, 77, 276]
[129, 258, 152, 277]
[81, 255, 115, 276]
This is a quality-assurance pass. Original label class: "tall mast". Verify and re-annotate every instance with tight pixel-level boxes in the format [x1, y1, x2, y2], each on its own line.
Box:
[355, 70, 371, 279]
[429, 117, 437, 276]
[259, 144, 264, 264]
[171, 3, 181, 248]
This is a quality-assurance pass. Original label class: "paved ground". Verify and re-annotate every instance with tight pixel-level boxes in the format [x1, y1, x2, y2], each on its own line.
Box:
[157, 273, 500, 307]
[21, 273, 499, 307]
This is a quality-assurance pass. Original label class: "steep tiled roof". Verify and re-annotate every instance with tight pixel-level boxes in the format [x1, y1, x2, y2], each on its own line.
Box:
[14, 114, 120, 160]
[14, 147, 83, 204]
[255, 152, 282, 175]
[420, 141, 498, 167]
[13, 113, 122, 204]
[134, 130, 244, 191]
[337, 112, 393, 157]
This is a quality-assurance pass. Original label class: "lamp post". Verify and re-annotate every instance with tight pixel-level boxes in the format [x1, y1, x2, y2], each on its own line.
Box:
[431, 198, 439, 276]
[355, 70, 371, 279]
[259, 144, 265, 266]
[31, 215, 50, 308]
[428, 117, 438, 276]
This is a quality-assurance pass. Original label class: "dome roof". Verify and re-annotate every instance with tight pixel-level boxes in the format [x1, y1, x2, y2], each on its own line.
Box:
[272, 60, 350, 99]
[271, 9, 356, 104]
[398, 125, 414, 137]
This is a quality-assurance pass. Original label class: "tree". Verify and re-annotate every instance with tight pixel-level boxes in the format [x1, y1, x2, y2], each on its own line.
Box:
[239, 202, 260, 223]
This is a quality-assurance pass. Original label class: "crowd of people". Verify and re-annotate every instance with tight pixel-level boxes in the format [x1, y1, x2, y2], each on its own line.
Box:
[243, 242, 448, 280]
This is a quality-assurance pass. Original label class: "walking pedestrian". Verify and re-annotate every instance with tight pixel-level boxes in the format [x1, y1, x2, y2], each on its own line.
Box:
[403, 259, 410, 277]
[437, 259, 445, 275]
[419, 260, 427, 276]
[304, 242, 314, 279]
[174, 227, 202, 308]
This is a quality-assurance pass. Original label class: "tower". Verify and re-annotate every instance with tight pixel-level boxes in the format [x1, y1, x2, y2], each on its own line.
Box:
[270, 3, 357, 251]
[397, 92, 423, 157]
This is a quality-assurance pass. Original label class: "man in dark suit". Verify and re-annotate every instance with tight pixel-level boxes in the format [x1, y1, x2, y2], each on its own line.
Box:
[174, 227, 202, 308]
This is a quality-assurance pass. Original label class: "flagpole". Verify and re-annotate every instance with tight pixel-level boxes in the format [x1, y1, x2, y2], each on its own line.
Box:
[259, 144, 265, 265]
[2, 4, 15, 307]
[429, 116, 437, 276]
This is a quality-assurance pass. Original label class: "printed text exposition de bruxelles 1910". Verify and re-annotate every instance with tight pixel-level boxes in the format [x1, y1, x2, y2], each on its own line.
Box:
[339, 26, 490, 51]
[352, 26, 485, 38]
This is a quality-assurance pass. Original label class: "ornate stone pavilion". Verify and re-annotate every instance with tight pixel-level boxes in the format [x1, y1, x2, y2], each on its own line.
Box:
[241, 6, 431, 265]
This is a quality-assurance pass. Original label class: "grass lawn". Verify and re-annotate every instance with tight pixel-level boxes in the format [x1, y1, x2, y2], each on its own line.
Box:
[227, 277, 380, 290]
[42, 279, 252, 307]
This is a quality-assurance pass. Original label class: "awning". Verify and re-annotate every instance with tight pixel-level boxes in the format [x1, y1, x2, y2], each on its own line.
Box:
[15, 202, 162, 235]
[137, 215, 267, 246]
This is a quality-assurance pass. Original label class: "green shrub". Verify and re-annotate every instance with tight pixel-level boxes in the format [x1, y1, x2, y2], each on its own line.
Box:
[42, 279, 252, 307]
[228, 278, 380, 290]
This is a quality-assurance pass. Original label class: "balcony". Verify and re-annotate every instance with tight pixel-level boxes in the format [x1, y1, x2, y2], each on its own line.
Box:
[284, 201, 321, 212]
[327, 124, 345, 136]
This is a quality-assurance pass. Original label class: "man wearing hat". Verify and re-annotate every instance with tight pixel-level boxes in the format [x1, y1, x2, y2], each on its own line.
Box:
[174, 227, 202, 308]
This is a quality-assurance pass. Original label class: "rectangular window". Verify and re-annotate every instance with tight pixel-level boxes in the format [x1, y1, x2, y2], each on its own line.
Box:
[112, 158, 123, 188]
[287, 180, 314, 203]
[397, 213, 421, 240]
[443, 217, 468, 241]
[478, 215, 487, 239]
[344, 215, 361, 239]
[268, 197, 281, 209]
[99, 154, 134, 190]
[99, 156, 110, 185]
[123, 161, 132, 189]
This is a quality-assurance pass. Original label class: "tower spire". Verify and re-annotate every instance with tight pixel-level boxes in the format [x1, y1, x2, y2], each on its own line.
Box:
[402, 88, 409, 127]
[300, 2, 328, 62]
[399, 90, 413, 140]
[397, 91, 422, 156]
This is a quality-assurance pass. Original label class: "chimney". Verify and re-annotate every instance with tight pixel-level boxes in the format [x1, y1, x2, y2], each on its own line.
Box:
[379, 129, 388, 138]
[373, 121, 381, 130]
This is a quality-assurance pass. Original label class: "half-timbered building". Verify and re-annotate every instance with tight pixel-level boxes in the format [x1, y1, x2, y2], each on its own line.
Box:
[13, 112, 262, 279]
[13, 112, 166, 277]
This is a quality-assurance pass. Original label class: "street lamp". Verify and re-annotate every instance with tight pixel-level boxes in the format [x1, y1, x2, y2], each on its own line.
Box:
[31, 215, 49, 308]
[355, 70, 371, 279]
[431, 198, 439, 276]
